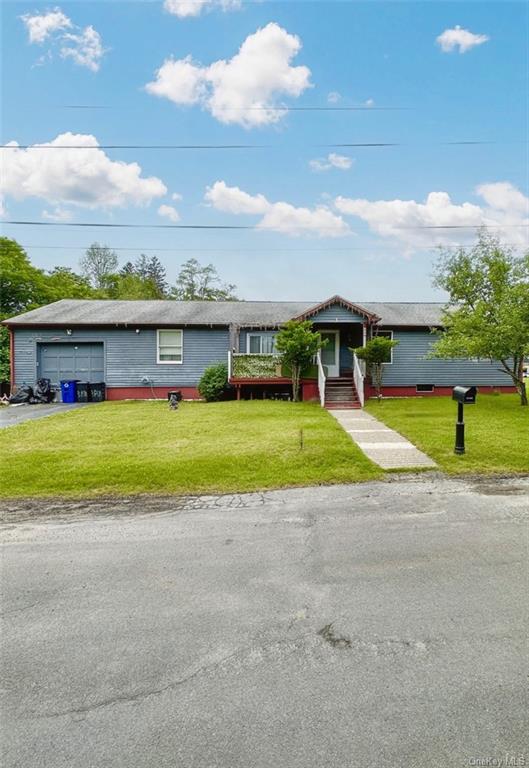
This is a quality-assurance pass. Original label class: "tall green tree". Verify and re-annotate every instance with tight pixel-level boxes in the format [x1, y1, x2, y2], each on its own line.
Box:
[80, 243, 118, 289]
[102, 273, 162, 299]
[275, 320, 324, 402]
[45, 267, 95, 301]
[0, 237, 48, 315]
[172, 258, 237, 301]
[432, 232, 529, 406]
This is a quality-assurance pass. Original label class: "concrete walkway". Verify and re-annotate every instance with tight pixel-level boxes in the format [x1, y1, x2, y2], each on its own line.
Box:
[330, 409, 436, 470]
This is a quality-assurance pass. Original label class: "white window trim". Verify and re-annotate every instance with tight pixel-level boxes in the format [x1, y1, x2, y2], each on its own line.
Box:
[376, 329, 394, 365]
[157, 329, 183, 365]
[246, 333, 275, 355]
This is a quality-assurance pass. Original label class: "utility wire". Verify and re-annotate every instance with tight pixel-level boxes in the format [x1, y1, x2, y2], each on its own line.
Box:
[4, 220, 528, 231]
[19, 243, 528, 253]
[0, 140, 517, 150]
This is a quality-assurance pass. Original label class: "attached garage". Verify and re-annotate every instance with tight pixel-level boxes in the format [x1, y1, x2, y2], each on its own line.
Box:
[37, 342, 105, 386]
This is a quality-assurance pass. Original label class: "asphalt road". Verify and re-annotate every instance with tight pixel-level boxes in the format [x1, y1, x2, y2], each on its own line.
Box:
[0, 403, 89, 428]
[2, 476, 528, 768]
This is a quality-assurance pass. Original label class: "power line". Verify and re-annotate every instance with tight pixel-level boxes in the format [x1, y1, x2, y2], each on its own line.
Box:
[19, 243, 528, 253]
[1, 140, 518, 150]
[4, 220, 529, 231]
[4, 220, 252, 230]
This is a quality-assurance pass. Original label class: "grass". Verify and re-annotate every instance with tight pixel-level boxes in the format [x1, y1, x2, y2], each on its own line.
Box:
[366, 393, 528, 475]
[0, 400, 381, 499]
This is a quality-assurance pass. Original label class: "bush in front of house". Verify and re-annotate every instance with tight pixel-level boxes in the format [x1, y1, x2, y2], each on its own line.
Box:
[198, 363, 230, 402]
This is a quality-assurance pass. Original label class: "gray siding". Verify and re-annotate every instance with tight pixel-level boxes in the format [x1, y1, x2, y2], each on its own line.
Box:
[310, 304, 365, 324]
[13, 327, 229, 388]
[384, 330, 510, 386]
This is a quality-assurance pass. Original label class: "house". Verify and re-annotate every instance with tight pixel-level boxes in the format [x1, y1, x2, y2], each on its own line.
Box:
[4, 295, 515, 407]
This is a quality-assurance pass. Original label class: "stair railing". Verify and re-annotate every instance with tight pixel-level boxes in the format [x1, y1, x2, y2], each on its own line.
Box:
[316, 350, 326, 407]
[352, 352, 365, 407]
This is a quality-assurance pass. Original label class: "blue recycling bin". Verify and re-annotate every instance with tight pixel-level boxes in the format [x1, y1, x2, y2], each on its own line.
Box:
[60, 380, 78, 403]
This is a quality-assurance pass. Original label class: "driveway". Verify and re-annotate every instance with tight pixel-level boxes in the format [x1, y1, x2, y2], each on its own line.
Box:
[0, 402, 89, 428]
[1, 476, 528, 768]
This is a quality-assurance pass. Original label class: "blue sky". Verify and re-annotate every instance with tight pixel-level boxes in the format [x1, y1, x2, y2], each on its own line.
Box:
[2, 0, 527, 300]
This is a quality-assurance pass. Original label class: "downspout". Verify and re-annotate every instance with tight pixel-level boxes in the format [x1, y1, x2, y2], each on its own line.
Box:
[9, 327, 15, 391]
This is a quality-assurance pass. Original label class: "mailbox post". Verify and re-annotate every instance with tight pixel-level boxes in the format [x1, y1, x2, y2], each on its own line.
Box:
[452, 386, 477, 454]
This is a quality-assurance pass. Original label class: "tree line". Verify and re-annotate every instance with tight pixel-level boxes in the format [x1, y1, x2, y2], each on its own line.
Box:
[0, 237, 238, 381]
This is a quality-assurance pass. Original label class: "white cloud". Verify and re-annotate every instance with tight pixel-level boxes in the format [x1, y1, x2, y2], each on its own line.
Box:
[158, 204, 181, 222]
[475, 181, 529, 215]
[327, 91, 341, 104]
[146, 23, 312, 128]
[365, 98, 375, 107]
[42, 206, 74, 222]
[1, 133, 167, 210]
[164, 0, 241, 18]
[334, 184, 529, 249]
[0, 197, 6, 218]
[20, 7, 106, 70]
[205, 180, 350, 237]
[20, 8, 72, 43]
[436, 26, 489, 53]
[171, 192, 183, 202]
[60, 26, 105, 72]
[310, 153, 353, 172]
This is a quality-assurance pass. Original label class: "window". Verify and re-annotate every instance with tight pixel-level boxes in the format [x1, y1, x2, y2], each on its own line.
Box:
[416, 384, 434, 393]
[247, 334, 275, 354]
[157, 329, 183, 364]
[375, 330, 394, 364]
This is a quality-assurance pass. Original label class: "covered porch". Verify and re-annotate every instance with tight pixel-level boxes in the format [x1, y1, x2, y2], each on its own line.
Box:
[227, 296, 379, 408]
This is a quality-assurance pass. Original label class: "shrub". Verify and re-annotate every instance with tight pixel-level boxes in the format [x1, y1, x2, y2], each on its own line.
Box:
[198, 363, 229, 402]
[353, 336, 399, 400]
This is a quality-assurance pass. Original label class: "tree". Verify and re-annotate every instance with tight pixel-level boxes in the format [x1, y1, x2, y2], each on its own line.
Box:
[275, 320, 324, 402]
[171, 258, 237, 301]
[353, 336, 399, 401]
[102, 273, 161, 299]
[432, 232, 529, 406]
[119, 254, 168, 297]
[45, 267, 95, 301]
[80, 243, 118, 289]
[0, 237, 48, 315]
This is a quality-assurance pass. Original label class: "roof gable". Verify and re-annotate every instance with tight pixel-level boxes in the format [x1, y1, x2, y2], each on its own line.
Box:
[292, 295, 380, 323]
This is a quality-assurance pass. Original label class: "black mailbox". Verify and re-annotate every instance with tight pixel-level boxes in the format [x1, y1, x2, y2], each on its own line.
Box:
[452, 386, 477, 404]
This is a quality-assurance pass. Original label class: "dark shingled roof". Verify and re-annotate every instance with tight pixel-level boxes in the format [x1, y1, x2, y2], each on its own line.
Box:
[4, 298, 445, 328]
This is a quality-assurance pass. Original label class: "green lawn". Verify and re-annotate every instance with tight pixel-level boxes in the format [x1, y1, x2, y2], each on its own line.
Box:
[366, 393, 528, 475]
[0, 400, 381, 498]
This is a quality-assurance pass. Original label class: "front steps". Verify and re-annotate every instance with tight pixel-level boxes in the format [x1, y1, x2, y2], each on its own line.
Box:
[324, 377, 361, 409]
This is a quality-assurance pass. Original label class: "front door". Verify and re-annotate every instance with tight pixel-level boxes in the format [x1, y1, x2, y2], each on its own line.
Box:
[320, 330, 340, 377]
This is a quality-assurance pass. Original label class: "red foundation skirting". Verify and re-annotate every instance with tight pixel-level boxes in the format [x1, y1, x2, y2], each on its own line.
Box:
[302, 382, 319, 401]
[106, 386, 200, 401]
[365, 385, 517, 398]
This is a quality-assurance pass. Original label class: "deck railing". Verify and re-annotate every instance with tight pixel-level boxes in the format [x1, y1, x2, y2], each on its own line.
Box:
[316, 350, 326, 407]
[229, 353, 283, 380]
[352, 351, 365, 407]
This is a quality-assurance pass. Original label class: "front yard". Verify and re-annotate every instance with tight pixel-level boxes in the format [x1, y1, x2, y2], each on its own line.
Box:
[366, 393, 528, 475]
[0, 400, 381, 498]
